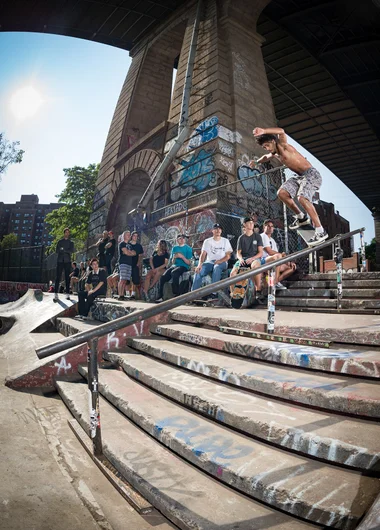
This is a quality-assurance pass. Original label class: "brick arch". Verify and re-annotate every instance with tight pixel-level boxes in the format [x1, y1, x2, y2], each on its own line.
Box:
[108, 148, 162, 206]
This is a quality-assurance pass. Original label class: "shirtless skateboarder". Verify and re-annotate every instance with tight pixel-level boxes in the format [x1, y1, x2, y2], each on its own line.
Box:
[250, 127, 328, 246]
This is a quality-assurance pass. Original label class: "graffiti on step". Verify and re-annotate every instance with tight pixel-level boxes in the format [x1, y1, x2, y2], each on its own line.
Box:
[155, 415, 253, 463]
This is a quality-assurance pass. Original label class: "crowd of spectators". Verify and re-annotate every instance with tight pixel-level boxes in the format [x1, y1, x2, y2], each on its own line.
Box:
[52, 218, 296, 318]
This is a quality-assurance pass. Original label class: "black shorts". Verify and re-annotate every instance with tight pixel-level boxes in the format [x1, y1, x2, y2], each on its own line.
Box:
[131, 266, 140, 286]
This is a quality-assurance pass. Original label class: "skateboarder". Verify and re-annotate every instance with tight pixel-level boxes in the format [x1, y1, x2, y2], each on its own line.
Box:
[251, 127, 328, 246]
[192, 223, 232, 299]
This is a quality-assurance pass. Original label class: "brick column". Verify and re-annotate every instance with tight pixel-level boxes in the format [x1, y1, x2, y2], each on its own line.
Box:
[373, 207, 380, 269]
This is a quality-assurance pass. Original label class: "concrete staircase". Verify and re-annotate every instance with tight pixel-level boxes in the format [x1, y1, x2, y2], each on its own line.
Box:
[276, 272, 380, 313]
[55, 305, 380, 530]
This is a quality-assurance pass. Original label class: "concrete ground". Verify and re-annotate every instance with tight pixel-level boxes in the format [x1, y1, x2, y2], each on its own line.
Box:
[0, 352, 174, 530]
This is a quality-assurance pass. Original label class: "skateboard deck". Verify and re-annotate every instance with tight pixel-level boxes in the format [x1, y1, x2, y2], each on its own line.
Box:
[190, 290, 231, 308]
[230, 267, 252, 309]
[297, 223, 316, 246]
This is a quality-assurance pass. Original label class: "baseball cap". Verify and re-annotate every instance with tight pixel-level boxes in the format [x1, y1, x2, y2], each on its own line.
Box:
[176, 234, 186, 239]
[243, 216, 253, 224]
[213, 223, 222, 229]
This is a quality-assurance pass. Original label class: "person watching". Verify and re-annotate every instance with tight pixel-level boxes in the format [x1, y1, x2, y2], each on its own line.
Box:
[128, 231, 144, 299]
[156, 234, 192, 302]
[69, 261, 80, 294]
[96, 230, 109, 270]
[261, 219, 296, 289]
[105, 230, 116, 276]
[75, 257, 107, 320]
[191, 223, 232, 299]
[143, 240, 170, 298]
[53, 227, 74, 301]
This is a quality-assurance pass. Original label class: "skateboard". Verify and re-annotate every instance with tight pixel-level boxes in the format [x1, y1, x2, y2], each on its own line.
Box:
[230, 267, 252, 309]
[297, 223, 317, 246]
[190, 290, 231, 308]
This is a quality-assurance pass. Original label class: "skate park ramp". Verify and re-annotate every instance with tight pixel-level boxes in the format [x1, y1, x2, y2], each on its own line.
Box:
[0, 289, 79, 389]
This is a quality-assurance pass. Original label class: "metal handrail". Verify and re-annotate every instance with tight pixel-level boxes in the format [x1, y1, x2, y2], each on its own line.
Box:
[36, 227, 364, 360]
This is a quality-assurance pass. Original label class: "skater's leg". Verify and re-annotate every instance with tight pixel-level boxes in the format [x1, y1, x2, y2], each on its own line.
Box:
[297, 196, 322, 228]
[277, 187, 303, 215]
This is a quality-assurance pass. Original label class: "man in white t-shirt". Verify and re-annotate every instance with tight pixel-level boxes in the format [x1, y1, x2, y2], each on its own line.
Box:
[192, 223, 233, 297]
[261, 219, 296, 289]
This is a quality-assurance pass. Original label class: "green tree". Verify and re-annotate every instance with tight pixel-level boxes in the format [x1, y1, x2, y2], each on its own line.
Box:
[0, 233, 18, 251]
[45, 164, 99, 254]
[0, 133, 24, 180]
[365, 238, 376, 265]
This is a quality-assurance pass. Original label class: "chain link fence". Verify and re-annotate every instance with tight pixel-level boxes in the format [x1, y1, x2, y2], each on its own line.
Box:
[147, 165, 309, 272]
[0, 245, 46, 283]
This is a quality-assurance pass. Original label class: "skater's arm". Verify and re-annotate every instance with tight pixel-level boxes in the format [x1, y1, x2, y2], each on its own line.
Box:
[253, 127, 287, 145]
[249, 154, 273, 168]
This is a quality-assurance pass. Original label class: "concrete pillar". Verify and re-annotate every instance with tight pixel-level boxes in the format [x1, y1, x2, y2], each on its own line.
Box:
[89, 0, 280, 249]
[373, 207, 380, 269]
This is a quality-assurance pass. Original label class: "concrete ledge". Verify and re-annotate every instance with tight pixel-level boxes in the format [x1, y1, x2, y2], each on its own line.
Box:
[168, 307, 380, 346]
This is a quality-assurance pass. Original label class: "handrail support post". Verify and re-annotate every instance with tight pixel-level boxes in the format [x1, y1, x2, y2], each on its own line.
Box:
[360, 229, 367, 272]
[334, 241, 344, 313]
[267, 267, 276, 334]
[88, 338, 103, 457]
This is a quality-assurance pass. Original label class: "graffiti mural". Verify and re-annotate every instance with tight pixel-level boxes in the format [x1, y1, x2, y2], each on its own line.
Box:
[188, 116, 219, 149]
[170, 148, 217, 202]
[140, 209, 216, 257]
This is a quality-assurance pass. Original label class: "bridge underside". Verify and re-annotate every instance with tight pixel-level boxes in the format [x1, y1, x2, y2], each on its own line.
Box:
[2, 0, 380, 212]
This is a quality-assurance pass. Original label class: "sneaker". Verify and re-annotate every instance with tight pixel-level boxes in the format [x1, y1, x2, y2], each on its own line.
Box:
[155, 298, 163, 303]
[275, 282, 287, 290]
[81, 316, 88, 320]
[66, 294, 71, 300]
[289, 215, 310, 230]
[130, 294, 136, 300]
[118, 295, 126, 301]
[53, 293, 58, 302]
[74, 315, 84, 320]
[308, 230, 328, 247]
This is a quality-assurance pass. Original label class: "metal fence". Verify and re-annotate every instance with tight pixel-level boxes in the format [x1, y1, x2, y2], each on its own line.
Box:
[147, 165, 309, 271]
[0, 245, 45, 283]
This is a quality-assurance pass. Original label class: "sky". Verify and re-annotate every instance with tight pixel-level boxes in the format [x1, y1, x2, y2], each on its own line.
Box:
[0, 31, 375, 250]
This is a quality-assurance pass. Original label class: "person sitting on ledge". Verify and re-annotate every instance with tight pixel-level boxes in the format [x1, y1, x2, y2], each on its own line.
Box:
[191, 223, 232, 299]
[156, 234, 192, 302]
[261, 219, 296, 290]
[75, 257, 107, 320]
[143, 239, 170, 300]
[230, 217, 281, 303]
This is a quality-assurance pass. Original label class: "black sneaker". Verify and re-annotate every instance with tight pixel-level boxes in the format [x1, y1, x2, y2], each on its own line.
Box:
[118, 295, 126, 301]
[308, 231, 328, 247]
[289, 215, 310, 230]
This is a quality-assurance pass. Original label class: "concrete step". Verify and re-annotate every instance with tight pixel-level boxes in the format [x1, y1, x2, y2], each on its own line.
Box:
[277, 289, 380, 298]
[56, 379, 319, 530]
[169, 307, 380, 346]
[286, 280, 380, 289]
[298, 273, 380, 281]
[275, 298, 380, 310]
[79, 363, 380, 529]
[131, 332, 380, 418]
[106, 343, 380, 470]
[150, 322, 380, 378]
